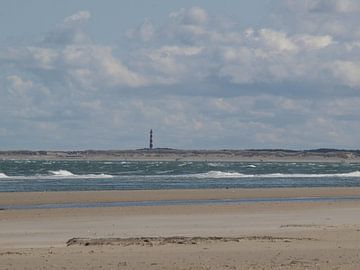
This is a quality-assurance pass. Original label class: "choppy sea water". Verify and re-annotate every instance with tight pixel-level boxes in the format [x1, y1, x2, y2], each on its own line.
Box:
[1, 160, 360, 192]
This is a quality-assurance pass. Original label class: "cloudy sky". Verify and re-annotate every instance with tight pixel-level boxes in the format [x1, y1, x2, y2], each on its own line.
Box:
[1, 0, 360, 150]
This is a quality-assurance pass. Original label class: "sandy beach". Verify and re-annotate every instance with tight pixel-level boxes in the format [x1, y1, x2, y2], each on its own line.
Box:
[1, 188, 360, 269]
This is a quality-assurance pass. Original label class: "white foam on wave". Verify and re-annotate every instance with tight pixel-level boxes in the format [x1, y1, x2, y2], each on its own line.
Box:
[192, 171, 247, 178]
[208, 163, 223, 167]
[50, 170, 75, 177]
[263, 171, 360, 178]
[0, 170, 115, 181]
[187, 170, 360, 179]
[48, 170, 113, 179]
[0, 172, 9, 178]
[178, 162, 193, 167]
[332, 171, 360, 177]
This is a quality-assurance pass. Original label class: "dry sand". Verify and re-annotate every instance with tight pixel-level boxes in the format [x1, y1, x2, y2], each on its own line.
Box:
[1, 188, 360, 269]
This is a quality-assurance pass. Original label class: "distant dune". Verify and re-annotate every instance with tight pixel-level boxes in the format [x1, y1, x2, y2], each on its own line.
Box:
[1, 148, 360, 162]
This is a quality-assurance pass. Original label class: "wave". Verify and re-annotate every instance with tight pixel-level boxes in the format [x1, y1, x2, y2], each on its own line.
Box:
[191, 171, 247, 178]
[48, 170, 113, 179]
[262, 171, 360, 178]
[49, 170, 75, 177]
[0, 173, 9, 178]
[187, 170, 360, 179]
[156, 170, 175, 174]
[0, 170, 113, 180]
[2, 170, 360, 181]
[120, 161, 131, 165]
[178, 162, 193, 167]
[208, 163, 224, 167]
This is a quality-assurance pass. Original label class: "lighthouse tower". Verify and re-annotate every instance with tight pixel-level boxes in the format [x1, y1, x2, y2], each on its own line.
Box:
[149, 129, 153, 149]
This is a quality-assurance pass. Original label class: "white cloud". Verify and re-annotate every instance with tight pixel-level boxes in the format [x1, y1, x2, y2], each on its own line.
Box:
[1, 74, 51, 122]
[170, 7, 208, 25]
[184, 6, 208, 25]
[27, 47, 58, 69]
[6, 75, 33, 97]
[61, 10, 91, 28]
[259, 29, 297, 52]
[2, 9, 147, 90]
[63, 45, 147, 89]
[277, 0, 360, 40]
[3, 6, 360, 149]
[152, 45, 203, 57]
[124, 9, 342, 87]
[309, 0, 360, 13]
[329, 61, 360, 88]
[2, 7, 358, 91]
[165, 7, 211, 43]
[127, 18, 155, 42]
[135, 45, 205, 84]
[285, 0, 360, 13]
[293, 34, 333, 50]
[44, 10, 92, 45]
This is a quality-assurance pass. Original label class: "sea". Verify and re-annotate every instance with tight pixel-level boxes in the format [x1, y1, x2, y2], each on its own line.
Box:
[1, 160, 360, 192]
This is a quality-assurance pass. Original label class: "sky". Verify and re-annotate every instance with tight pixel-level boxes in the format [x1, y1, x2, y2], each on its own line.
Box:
[1, 0, 360, 150]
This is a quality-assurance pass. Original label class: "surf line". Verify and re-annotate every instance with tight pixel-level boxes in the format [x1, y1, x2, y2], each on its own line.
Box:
[2, 196, 360, 210]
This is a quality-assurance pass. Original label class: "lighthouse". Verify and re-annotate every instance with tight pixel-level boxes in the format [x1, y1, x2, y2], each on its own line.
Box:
[149, 129, 153, 149]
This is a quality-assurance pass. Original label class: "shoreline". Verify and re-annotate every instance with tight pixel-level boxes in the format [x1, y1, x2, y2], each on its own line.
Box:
[1, 187, 360, 206]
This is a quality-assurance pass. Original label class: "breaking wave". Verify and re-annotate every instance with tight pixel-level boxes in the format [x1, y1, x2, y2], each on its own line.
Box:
[187, 170, 360, 179]
[208, 163, 225, 167]
[0, 170, 113, 180]
[48, 170, 113, 179]
[0, 173, 9, 178]
[191, 171, 247, 178]
[49, 170, 75, 177]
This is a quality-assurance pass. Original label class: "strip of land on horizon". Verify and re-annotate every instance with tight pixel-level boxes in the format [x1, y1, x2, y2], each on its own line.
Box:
[1, 148, 360, 162]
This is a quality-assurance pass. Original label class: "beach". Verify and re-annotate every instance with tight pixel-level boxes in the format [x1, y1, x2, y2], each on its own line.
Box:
[1, 188, 360, 269]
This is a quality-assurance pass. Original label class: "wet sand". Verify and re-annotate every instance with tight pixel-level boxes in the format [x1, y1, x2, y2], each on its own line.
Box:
[1, 188, 360, 269]
[1, 187, 360, 206]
